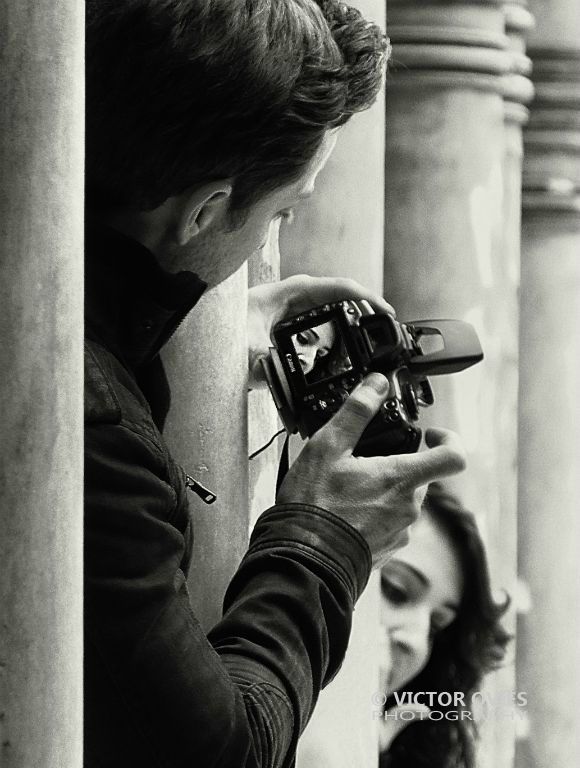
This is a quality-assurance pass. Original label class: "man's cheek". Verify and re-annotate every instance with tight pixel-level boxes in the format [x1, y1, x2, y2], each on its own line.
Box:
[262, 217, 282, 260]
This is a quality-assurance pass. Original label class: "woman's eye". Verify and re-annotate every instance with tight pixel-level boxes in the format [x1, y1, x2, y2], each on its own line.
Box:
[296, 332, 308, 345]
[316, 347, 329, 359]
[428, 621, 439, 641]
[382, 579, 408, 605]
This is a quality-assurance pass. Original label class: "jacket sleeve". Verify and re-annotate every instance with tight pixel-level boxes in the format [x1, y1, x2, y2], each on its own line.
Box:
[85, 419, 371, 768]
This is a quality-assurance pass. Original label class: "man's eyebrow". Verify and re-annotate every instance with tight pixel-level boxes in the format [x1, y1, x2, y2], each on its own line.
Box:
[297, 187, 314, 200]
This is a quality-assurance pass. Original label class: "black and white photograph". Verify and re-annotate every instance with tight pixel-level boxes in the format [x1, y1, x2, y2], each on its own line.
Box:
[1, 1, 578, 767]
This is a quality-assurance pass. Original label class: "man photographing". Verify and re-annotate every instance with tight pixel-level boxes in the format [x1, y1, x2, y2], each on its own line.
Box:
[84, 2, 466, 766]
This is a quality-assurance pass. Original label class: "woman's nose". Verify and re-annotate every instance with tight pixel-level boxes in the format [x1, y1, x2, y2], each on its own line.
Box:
[389, 610, 431, 670]
[299, 347, 317, 372]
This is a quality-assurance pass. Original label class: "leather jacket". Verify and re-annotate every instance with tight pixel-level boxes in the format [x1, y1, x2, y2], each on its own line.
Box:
[84, 222, 371, 768]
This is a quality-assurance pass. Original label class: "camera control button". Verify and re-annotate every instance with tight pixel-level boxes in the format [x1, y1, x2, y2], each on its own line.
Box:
[388, 412, 401, 422]
[385, 399, 398, 410]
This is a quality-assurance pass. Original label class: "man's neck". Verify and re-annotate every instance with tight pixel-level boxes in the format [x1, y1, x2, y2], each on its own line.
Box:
[95, 200, 176, 259]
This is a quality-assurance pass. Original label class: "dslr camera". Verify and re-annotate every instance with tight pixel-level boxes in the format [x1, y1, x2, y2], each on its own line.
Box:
[261, 300, 483, 457]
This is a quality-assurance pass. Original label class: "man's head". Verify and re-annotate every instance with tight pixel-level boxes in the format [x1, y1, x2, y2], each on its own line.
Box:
[86, 0, 388, 283]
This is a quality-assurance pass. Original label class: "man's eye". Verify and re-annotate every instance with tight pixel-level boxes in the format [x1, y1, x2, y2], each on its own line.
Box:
[382, 579, 408, 606]
[278, 208, 294, 223]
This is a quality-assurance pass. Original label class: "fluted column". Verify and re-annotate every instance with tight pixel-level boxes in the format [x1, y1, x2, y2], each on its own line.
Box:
[516, 2, 580, 764]
[383, 3, 532, 767]
[0, 3, 84, 766]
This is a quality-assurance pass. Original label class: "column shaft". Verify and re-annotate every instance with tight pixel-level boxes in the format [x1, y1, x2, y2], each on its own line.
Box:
[0, 3, 84, 766]
[383, 3, 531, 766]
[516, 2, 580, 762]
[163, 269, 249, 632]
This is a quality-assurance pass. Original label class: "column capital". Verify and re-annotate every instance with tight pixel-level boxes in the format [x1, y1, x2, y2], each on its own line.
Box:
[523, 47, 580, 212]
[386, 3, 533, 100]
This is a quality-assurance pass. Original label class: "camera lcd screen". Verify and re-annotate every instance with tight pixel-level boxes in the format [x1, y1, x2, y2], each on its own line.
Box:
[290, 319, 353, 385]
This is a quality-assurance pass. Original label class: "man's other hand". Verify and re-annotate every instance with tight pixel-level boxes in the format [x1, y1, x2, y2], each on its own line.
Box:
[276, 373, 466, 568]
[247, 274, 395, 389]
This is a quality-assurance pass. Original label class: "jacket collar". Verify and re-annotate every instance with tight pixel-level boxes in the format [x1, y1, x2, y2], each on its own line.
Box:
[85, 220, 207, 371]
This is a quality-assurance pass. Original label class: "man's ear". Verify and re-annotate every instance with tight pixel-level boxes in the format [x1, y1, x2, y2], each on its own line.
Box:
[176, 181, 233, 245]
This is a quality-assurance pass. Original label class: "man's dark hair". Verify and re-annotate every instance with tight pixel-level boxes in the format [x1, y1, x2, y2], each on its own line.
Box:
[85, 0, 388, 212]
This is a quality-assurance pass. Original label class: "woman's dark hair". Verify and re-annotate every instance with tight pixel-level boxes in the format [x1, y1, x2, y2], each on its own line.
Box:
[85, 0, 388, 212]
[380, 483, 511, 768]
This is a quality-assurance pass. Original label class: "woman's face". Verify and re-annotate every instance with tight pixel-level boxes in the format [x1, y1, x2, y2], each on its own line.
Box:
[380, 513, 464, 695]
[292, 321, 336, 375]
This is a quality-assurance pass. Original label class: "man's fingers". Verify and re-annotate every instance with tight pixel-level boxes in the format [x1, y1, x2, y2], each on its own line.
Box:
[390, 428, 466, 488]
[424, 426, 459, 449]
[285, 275, 396, 317]
[315, 373, 390, 454]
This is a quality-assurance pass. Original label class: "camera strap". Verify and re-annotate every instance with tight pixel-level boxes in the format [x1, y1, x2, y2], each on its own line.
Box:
[276, 435, 291, 496]
[247, 428, 290, 497]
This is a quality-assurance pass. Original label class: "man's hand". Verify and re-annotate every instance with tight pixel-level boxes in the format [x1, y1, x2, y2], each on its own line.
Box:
[276, 373, 466, 568]
[247, 275, 395, 389]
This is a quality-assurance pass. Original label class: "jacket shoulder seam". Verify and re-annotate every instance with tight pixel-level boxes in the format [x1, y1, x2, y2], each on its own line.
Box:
[85, 342, 122, 423]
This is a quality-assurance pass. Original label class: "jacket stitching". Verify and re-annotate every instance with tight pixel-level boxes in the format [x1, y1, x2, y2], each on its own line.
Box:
[245, 540, 356, 601]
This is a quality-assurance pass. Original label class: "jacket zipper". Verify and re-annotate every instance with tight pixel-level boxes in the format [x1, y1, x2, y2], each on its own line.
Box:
[184, 473, 217, 505]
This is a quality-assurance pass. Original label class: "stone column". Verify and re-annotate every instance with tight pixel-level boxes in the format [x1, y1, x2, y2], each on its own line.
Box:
[496, 0, 533, 582]
[516, 1, 580, 764]
[278, 3, 386, 766]
[163, 268, 249, 632]
[248, 225, 283, 529]
[0, 3, 84, 767]
[383, 3, 531, 766]
[383, 0, 510, 516]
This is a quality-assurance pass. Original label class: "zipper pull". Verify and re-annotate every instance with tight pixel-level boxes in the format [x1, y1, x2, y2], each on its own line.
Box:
[184, 473, 217, 505]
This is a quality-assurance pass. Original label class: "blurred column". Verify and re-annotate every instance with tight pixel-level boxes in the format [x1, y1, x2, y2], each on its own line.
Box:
[279, 2, 386, 766]
[0, 3, 84, 767]
[383, 2, 531, 766]
[498, 1, 533, 579]
[516, 1, 580, 765]
[163, 267, 249, 632]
